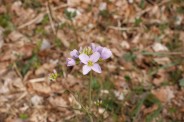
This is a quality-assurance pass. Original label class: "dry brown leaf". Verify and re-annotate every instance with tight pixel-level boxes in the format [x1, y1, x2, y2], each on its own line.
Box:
[154, 57, 171, 65]
[143, 104, 158, 115]
[57, 30, 70, 48]
[49, 96, 68, 107]
[8, 31, 30, 42]
[152, 86, 174, 103]
[29, 82, 52, 95]
[152, 69, 168, 86]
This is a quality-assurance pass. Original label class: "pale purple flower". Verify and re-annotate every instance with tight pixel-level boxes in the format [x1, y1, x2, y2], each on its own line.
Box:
[79, 52, 102, 75]
[91, 43, 112, 60]
[66, 58, 76, 66]
[100, 47, 112, 60]
[91, 43, 103, 53]
[70, 49, 79, 59]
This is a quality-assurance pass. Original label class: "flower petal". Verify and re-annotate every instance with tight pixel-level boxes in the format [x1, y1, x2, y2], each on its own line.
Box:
[101, 48, 112, 60]
[91, 43, 96, 51]
[70, 49, 79, 59]
[91, 43, 103, 53]
[79, 54, 89, 64]
[90, 52, 100, 63]
[91, 63, 101, 73]
[83, 65, 91, 75]
[66, 58, 76, 66]
[96, 46, 103, 53]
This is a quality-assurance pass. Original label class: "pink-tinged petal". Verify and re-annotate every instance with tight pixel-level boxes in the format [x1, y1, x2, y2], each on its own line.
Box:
[91, 43, 96, 51]
[70, 49, 79, 59]
[83, 65, 91, 75]
[96, 46, 103, 53]
[79, 47, 83, 53]
[91, 63, 101, 73]
[101, 48, 112, 60]
[91, 43, 103, 53]
[79, 54, 89, 64]
[66, 58, 76, 66]
[90, 52, 100, 63]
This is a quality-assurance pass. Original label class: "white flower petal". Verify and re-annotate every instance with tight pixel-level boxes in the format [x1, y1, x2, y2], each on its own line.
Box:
[79, 54, 89, 64]
[83, 65, 91, 75]
[91, 63, 101, 73]
[90, 52, 100, 63]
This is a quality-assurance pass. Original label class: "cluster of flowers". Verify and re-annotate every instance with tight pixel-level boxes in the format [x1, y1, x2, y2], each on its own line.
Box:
[66, 43, 112, 75]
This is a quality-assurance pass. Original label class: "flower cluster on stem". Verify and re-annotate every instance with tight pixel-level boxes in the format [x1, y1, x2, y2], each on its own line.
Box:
[66, 43, 112, 75]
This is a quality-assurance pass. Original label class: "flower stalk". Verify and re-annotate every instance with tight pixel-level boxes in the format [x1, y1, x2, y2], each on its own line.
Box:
[88, 71, 93, 122]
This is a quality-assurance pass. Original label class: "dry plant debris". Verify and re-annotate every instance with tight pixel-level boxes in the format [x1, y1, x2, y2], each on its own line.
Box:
[0, 0, 184, 121]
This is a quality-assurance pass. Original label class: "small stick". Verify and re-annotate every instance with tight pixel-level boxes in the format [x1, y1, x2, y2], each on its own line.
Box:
[46, 2, 56, 35]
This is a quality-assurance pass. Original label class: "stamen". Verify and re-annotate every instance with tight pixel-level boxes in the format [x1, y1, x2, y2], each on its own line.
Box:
[81, 47, 93, 55]
[87, 61, 93, 66]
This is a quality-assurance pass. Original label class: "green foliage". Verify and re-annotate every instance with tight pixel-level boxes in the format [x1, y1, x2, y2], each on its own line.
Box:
[102, 79, 114, 90]
[0, 14, 11, 28]
[166, 34, 182, 52]
[139, 0, 145, 9]
[99, 9, 111, 18]
[91, 78, 101, 91]
[179, 78, 184, 87]
[64, 9, 77, 21]
[33, 40, 42, 53]
[35, 26, 47, 36]
[145, 94, 162, 122]
[177, 6, 184, 14]
[101, 98, 121, 114]
[131, 94, 146, 120]
[22, 0, 42, 8]
[159, 23, 168, 32]
[169, 69, 183, 83]
[168, 107, 177, 114]
[123, 52, 136, 62]
[132, 86, 146, 94]
[19, 113, 28, 120]
[16, 55, 40, 76]
[0, 13, 14, 35]
[134, 18, 142, 26]
[124, 75, 131, 82]
[131, 93, 162, 122]
[54, 38, 63, 49]
[41, 15, 49, 25]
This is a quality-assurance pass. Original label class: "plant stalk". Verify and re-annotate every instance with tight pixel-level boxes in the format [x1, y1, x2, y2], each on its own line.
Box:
[88, 71, 93, 122]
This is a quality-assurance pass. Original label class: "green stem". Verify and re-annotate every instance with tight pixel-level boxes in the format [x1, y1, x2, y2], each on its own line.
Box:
[88, 71, 93, 122]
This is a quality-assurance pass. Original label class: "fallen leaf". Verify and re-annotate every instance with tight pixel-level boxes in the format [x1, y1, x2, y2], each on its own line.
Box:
[29, 82, 52, 95]
[152, 86, 174, 103]
[152, 69, 168, 86]
[49, 96, 68, 107]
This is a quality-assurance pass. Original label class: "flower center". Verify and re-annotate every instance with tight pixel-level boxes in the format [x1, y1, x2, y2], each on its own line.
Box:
[81, 47, 93, 56]
[87, 61, 93, 66]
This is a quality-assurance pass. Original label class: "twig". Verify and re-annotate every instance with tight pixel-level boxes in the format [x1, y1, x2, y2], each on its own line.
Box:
[141, 51, 184, 57]
[13, 63, 23, 79]
[108, 26, 137, 31]
[17, 4, 68, 30]
[46, 2, 56, 35]
[57, 105, 81, 111]
[17, 13, 44, 29]
[28, 77, 46, 83]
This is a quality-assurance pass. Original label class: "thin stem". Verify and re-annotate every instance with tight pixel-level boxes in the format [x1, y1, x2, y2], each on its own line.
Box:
[89, 72, 92, 110]
[88, 71, 93, 122]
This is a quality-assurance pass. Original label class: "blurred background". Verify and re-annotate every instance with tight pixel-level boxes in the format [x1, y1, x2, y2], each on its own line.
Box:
[0, 0, 184, 121]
